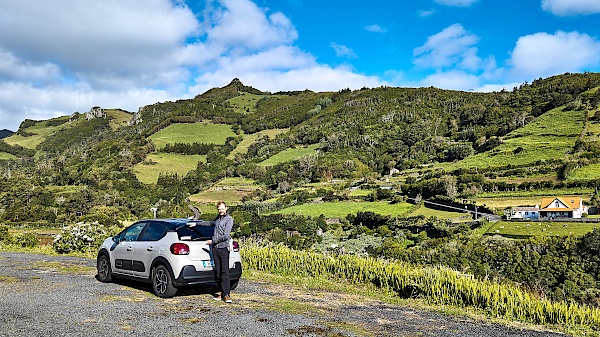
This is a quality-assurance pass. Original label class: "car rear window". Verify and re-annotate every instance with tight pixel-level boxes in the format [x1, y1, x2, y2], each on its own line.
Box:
[177, 224, 214, 240]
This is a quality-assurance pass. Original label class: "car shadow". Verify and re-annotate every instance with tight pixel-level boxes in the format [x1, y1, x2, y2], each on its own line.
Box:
[95, 273, 220, 298]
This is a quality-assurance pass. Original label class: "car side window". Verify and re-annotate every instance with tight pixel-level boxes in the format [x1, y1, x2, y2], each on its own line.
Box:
[138, 222, 168, 242]
[123, 223, 146, 242]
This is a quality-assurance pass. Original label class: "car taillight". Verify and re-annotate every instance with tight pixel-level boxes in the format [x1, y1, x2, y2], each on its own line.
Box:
[170, 243, 189, 255]
[232, 240, 239, 252]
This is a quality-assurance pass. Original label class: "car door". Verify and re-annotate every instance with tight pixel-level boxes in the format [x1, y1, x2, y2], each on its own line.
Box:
[133, 222, 168, 279]
[111, 222, 146, 276]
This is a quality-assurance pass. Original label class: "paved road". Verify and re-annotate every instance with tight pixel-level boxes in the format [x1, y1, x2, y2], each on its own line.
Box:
[0, 252, 569, 337]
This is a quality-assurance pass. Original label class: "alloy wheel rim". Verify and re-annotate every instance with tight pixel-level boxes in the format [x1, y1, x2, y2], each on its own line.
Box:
[99, 258, 109, 279]
[155, 269, 167, 294]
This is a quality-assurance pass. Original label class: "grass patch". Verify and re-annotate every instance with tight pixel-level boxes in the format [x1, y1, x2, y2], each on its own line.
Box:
[259, 143, 320, 166]
[0, 152, 17, 160]
[148, 122, 235, 149]
[0, 275, 18, 283]
[32, 261, 95, 274]
[485, 220, 599, 237]
[271, 201, 414, 218]
[189, 188, 253, 205]
[226, 92, 267, 114]
[228, 128, 288, 159]
[409, 205, 471, 221]
[568, 163, 600, 181]
[105, 109, 132, 130]
[476, 188, 593, 199]
[133, 153, 206, 184]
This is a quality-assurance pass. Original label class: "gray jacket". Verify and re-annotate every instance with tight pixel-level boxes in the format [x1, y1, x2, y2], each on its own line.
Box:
[211, 213, 233, 249]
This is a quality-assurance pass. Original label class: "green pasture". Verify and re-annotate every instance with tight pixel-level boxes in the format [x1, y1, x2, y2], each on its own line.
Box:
[408, 205, 471, 221]
[148, 123, 235, 149]
[485, 220, 599, 237]
[349, 188, 372, 197]
[228, 128, 288, 159]
[271, 201, 414, 218]
[568, 163, 600, 181]
[4, 116, 79, 149]
[105, 109, 132, 130]
[475, 187, 593, 199]
[259, 143, 320, 166]
[227, 92, 267, 114]
[0, 152, 16, 160]
[133, 153, 206, 184]
[445, 108, 585, 171]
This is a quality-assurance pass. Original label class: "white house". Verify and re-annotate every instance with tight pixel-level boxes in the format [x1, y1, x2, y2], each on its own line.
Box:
[510, 206, 540, 220]
[539, 197, 587, 219]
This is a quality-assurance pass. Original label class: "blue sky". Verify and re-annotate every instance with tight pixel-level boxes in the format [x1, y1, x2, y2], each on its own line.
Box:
[1, 0, 600, 131]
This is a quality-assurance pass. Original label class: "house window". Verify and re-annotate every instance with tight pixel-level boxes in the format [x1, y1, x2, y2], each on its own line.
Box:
[525, 212, 529, 215]
[555, 201, 560, 207]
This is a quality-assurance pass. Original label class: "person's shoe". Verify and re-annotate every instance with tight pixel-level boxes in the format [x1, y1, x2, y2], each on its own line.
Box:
[213, 294, 221, 301]
[224, 295, 232, 303]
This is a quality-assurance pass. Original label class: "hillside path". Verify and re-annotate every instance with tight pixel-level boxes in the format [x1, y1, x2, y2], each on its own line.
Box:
[0, 252, 569, 337]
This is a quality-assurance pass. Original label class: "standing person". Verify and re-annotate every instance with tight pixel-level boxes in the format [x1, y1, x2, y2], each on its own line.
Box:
[205, 201, 234, 303]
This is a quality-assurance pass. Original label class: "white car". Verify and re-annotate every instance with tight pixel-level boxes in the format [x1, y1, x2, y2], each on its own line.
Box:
[96, 218, 242, 298]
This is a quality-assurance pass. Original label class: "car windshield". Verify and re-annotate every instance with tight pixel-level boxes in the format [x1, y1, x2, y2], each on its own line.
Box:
[177, 224, 213, 240]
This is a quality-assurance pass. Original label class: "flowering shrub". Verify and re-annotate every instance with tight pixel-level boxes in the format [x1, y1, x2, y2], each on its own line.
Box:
[53, 222, 121, 254]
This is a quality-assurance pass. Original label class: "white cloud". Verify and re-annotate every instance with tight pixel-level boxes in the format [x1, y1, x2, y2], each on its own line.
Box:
[509, 31, 600, 78]
[418, 9, 436, 17]
[433, 0, 479, 7]
[364, 25, 387, 33]
[206, 0, 298, 50]
[475, 82, 521, 92]
[413, 24, 482, 70]
[330, 43, 358, 58]
[542, 0, 600, 16]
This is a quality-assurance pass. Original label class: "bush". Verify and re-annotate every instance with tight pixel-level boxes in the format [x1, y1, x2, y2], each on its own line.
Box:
[14, 232, 38, 248]
[0, 225, 13, 244]
[53, 222, 121, 254]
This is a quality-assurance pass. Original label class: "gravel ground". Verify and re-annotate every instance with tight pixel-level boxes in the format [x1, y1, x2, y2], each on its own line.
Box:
[0, 252, 570, 337]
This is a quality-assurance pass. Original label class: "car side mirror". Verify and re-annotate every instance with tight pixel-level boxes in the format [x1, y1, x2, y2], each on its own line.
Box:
[112, 236, 120, 243]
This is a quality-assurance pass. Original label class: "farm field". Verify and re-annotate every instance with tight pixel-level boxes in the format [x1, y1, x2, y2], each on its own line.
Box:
[568, 163, 600, 181]
[444, 107, 585, 171]
[133, 153, 206, 184]
[259, 143, 320, 166]
[485, 220, 599, 237]
[228, 128, 288, 159]
[147, 122, 235, 149]
[271, 200, 414, 218]
[408, 205, 471, 220]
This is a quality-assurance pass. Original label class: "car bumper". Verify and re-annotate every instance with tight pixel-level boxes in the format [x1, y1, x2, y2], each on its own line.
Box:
[173, 262, 242, 286]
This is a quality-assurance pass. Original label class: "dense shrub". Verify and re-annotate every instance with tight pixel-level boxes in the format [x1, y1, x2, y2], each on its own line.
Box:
[14, 232, 38, 248]
[0, 225, 13, 244]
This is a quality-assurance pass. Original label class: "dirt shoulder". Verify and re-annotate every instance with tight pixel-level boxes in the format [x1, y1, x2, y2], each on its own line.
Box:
[0, 252, 569, 337]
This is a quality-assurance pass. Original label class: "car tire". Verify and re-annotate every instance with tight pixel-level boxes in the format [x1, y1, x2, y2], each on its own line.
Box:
[152, 265, 177, 298]
[97, 254, 112, 283]
[230, 279, 240, 290]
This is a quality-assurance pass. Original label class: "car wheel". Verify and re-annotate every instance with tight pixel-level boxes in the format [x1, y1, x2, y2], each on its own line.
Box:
[230, 279, 240, 290]
[152, 265, 177, 298]
[97, 254, 112, 283]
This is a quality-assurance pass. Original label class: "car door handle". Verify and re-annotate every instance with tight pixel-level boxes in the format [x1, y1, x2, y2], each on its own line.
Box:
[147, 246, 154, 251]
[127, 246, 133, 251]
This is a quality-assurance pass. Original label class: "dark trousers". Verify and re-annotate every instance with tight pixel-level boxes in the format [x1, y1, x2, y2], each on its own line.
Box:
[212, 246, 230, 296]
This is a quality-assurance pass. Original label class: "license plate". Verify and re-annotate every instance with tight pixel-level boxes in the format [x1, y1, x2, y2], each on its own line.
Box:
[202, 260, 214, 268]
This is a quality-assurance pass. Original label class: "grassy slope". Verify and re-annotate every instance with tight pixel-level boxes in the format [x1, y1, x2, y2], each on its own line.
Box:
[148, 122, 235, 149]
[0, 152, 17, 160]
[226, 92, 267, 114]
[4, 116, 81, 149]
[444, 107, 585, 171]
[485, 220, 599, 237]
[189, 177, 262, 205]
[133, 153, 206, 184]
[105, 109, 132, 130]
[259, 143, 320, 166]
[228, 128, 289, 159]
